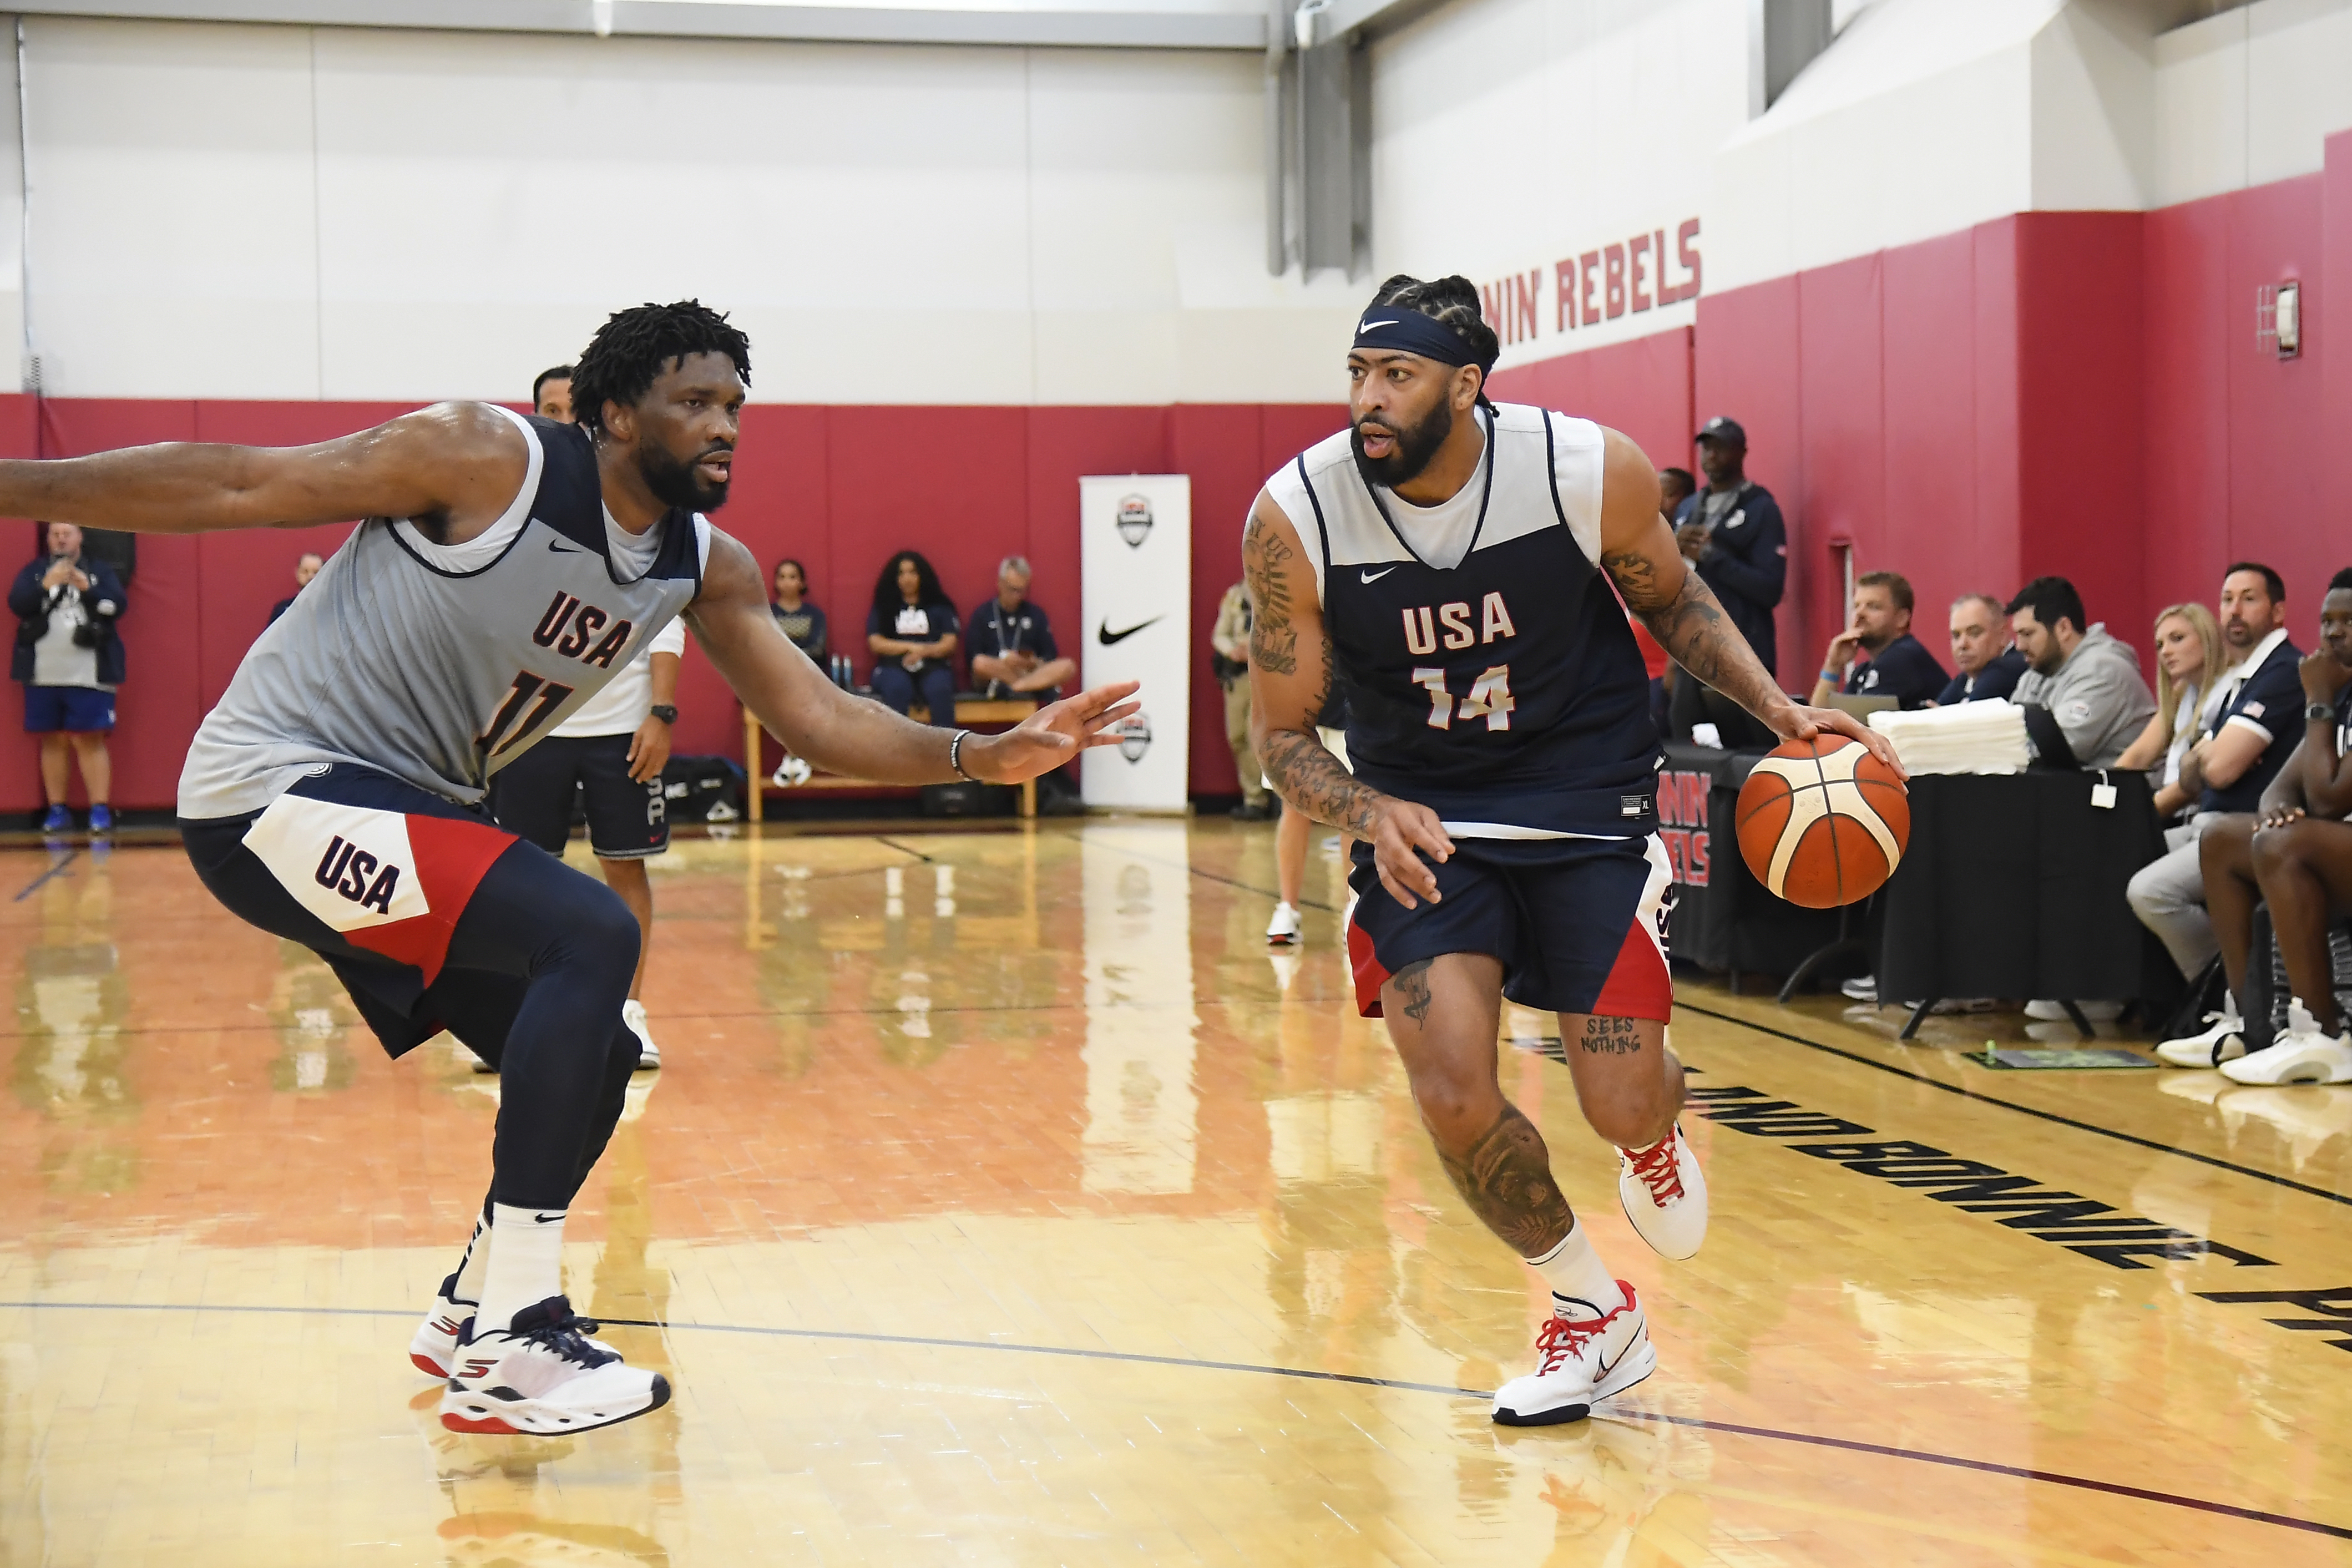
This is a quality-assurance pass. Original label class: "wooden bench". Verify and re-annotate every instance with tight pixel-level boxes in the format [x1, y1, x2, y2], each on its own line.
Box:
[743, 695, 1041, 823]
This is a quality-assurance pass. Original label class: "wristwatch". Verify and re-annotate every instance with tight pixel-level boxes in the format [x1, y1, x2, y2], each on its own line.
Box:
[649, 704, 678, 725]
[2308, 701, 2334, 724]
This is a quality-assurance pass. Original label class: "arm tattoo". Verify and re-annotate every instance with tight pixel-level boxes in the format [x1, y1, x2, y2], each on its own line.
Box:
[1606, 549, 1784, 719]
[1580, 1014, 1643, 1054]
[1436, 1103, 1574, 1258]
[1243, 513, 1299, 677]
[1260, 727, 1382, 834]
[1390, 958, 1435, 1025]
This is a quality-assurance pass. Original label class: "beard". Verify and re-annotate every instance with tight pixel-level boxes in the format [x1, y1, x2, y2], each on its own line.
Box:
[639, 442, 732, 512]
[1350, 398, 1453, 489]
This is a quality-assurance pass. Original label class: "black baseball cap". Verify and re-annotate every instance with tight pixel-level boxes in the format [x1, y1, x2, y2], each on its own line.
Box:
[1695, 416, 1746, 447]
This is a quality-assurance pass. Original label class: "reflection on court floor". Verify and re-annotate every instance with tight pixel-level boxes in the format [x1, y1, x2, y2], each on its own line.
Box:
[3, 822, 2349, 1565]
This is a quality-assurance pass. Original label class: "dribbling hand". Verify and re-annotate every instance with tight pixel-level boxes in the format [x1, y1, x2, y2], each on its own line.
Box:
[1368, 797, 1454, 911]
[967, 680, 1141, 785]
[1770, 701, 1909, 782]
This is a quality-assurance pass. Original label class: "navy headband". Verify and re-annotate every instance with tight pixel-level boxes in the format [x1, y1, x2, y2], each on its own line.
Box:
[1351, 308, 1489, 371]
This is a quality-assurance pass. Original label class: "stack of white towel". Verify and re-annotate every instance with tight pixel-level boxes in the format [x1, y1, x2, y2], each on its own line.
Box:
[1867, 699, 2032, 775]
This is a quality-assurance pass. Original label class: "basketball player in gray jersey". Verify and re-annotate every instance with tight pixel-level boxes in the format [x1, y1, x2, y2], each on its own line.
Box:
[0, 302, 1139, 1438]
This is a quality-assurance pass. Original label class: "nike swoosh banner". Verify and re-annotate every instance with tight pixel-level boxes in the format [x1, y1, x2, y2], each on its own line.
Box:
[1080, 473, 1191, 809]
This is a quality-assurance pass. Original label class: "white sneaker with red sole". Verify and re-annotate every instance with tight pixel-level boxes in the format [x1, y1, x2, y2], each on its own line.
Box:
[408, 1271, 475, 1378]
[439, 1296, 669, 1435]
[1491, 1283, 1656, 1427]
[1617, 1123, 1707, 1260]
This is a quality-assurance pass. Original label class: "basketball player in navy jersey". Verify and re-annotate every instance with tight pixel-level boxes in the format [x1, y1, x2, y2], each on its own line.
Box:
[1246, 276, 1897, 1425]
[0, 302, 1139, 1437]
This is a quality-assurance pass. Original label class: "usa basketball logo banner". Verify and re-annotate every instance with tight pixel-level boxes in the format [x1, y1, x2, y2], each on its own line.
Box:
[1081, 473, 1190, 810]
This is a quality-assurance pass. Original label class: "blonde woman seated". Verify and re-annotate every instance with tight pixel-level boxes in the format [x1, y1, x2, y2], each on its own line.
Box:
[2116, 602, 2225, 824]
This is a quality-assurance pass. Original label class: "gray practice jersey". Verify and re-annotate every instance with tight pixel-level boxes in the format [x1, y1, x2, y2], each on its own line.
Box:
[179, 407, 708, 819]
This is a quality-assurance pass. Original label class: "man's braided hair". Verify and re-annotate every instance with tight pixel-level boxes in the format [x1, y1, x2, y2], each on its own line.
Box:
[1367, 274, 1500, 404]
[570, 300, 752, 435]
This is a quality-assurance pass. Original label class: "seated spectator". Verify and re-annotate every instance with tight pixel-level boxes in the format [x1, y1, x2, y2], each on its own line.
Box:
[1657, 466, 1696, 522]
[866, 550, 960, 727]
[1932, 593, 2026, 705]
[771, 558, 828, 665]
[1809, 571, 1946, 710]
[2126, 562, 2300, 983]
[2115, 602, 2224, 821]
[269, 552, 323, 625]
[2162, 569, 2352, 1078]
[2006, 576, 2155, 770]
[969, 555, 1076, 699]
[10, 522, 125, 835]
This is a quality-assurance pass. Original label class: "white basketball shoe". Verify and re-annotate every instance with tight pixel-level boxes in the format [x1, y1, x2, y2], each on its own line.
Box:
[1617, 1124, 1708, 1260]
[1491, 1283, 1656, 1427]
[408, 1270, 474, 1379]
[2220, 999, 2352, 1086]
[2155, 1002, 2245, 1068]
[441, 1296, 670, 1435]
[1265, 902, 1302, 947]
[623, 998, 660, 1070]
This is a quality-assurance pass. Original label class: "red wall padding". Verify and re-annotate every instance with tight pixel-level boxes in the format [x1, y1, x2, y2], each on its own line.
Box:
[4, 398, 1343, 812]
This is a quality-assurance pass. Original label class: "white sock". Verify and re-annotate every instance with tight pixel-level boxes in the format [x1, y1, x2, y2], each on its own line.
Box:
[1527, 1221, 1623, 1321]
[477, 1202, 566, 1334]
[448, 1205, 490, 1305]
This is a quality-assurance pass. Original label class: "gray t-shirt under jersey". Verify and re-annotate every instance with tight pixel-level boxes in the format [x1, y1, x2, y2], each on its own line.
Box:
[178, 408, 707, 819]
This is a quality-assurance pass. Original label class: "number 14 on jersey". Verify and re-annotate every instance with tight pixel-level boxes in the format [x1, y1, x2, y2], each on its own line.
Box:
[1414, 665, 1515, 731]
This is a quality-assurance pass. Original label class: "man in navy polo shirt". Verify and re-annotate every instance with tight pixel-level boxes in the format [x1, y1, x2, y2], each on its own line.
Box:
[970, 554, 1083, 812]
[1809, 571, 1946, 711]
[1934, 591, 2026, 705]
[2128, 562, 2301, 980]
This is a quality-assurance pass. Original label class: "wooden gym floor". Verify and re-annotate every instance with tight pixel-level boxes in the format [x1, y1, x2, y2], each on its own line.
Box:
[3, 817, 2349, 1565]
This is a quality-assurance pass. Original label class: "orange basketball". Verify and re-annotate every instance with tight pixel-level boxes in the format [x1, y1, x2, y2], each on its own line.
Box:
[1733, 735, 1910, 908]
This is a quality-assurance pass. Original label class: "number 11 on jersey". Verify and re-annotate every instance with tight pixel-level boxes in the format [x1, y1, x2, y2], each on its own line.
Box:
[1414, 665, 1515, 731]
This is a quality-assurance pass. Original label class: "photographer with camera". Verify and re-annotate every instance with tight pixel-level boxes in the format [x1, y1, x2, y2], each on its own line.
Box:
[10, 522, 127, 833]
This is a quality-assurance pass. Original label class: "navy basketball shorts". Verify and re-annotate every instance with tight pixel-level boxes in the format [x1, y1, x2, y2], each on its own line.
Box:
[1345, 833, 1675, 1021]
[488, 732, 669, 860]
[180, 765, 566, 1060]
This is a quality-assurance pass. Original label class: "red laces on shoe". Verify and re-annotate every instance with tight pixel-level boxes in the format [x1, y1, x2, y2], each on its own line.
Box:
[1625, 1130, 1686, 1203]
[1535, 1290, 1635, 1374]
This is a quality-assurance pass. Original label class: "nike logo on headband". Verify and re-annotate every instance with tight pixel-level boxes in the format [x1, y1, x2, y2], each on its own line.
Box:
[1358, 319, 1398, 331]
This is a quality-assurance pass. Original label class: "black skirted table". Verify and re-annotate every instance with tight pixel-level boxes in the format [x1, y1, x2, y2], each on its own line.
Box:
[1876, 770, 2175, 1038]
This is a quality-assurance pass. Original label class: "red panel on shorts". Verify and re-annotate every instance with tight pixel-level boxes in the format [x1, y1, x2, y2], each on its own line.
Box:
[1589, 913, 1673, 1022]
[1347, 915, 1390, 1019]
[343, 814, 518, 986]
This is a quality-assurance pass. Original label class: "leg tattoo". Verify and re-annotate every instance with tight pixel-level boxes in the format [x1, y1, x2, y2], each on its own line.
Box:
[1437, 1104, 1574, 1257]
[1393, 958, 1435, 1025]
[1580, 1015, 1642, 1055]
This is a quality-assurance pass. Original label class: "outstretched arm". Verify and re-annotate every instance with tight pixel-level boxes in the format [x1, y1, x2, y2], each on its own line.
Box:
[1243, 494, 1454, 910]
[0, 402, 528, 540]
[1592, 427, 1903, 776]
[689, 528, 1136, 785]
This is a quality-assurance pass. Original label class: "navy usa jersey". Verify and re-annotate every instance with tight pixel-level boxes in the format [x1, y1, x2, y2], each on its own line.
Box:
[1262, 403, 1658, 838]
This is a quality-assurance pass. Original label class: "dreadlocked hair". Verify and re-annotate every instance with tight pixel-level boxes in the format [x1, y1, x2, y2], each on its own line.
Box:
[570, 300, 752, 434]
[1368, 274, 1500, 406]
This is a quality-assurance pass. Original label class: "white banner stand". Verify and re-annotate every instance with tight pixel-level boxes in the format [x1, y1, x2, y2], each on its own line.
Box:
[1079, 475, 1191, 811]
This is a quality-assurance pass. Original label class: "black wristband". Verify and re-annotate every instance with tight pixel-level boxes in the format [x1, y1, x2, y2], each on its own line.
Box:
[949, 728, 980, 781]
[648, 704, 677, 725]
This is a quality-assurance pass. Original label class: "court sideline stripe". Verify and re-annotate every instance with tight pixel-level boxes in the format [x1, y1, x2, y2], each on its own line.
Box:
[3, 1298, 2344, 1541]
[1678, 1001, 2352, 1210]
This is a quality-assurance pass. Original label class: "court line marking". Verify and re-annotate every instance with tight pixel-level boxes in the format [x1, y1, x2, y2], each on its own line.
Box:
[12, 848, 77, 901]
[1680, 1000, 2352, 1210]
[3, 1298, 2344, 1541]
